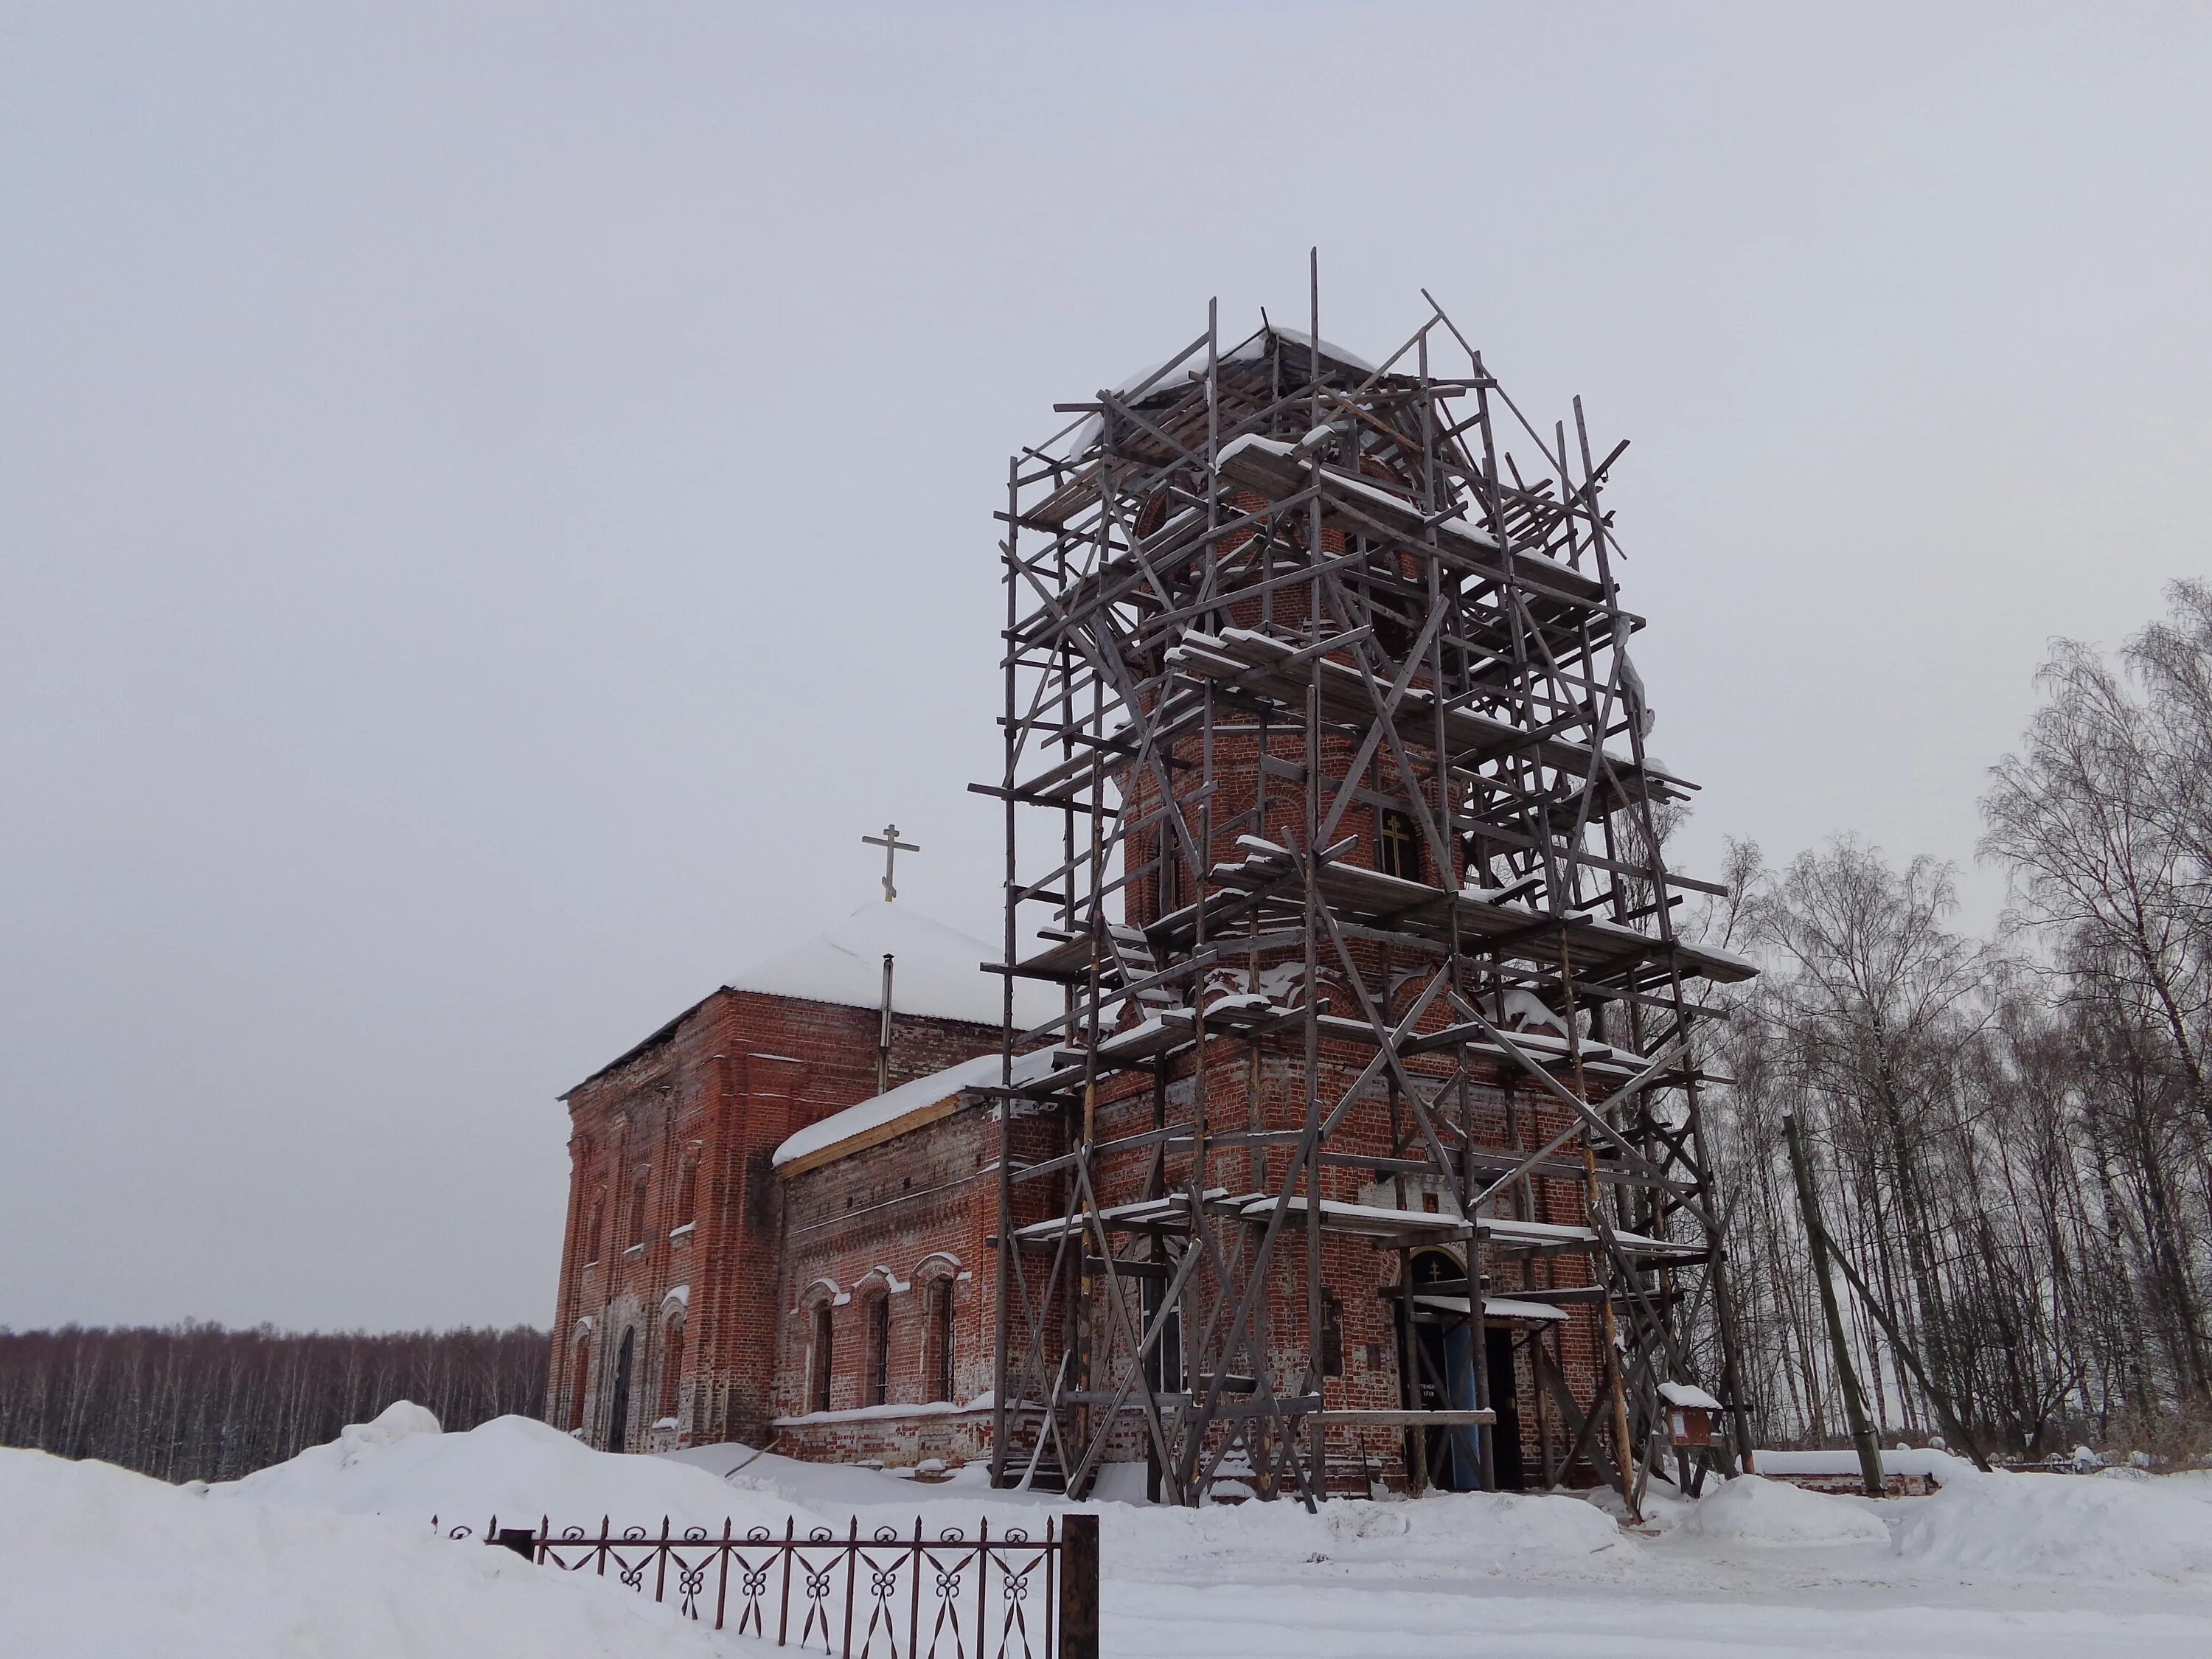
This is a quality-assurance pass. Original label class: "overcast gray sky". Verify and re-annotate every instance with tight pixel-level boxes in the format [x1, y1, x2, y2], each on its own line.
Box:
[5, 2, 2208, 1332]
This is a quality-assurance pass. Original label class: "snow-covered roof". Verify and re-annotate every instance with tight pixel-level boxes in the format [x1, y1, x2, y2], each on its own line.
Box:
[771, 1046, 1060, 1171]
[566, 903, 1059, 1098]
[728, 902, 1055, 1029]
[1113, 324, 1381, 401]
[1660, 1380, 1724, 1411]
[1052, 324, 1392, 459]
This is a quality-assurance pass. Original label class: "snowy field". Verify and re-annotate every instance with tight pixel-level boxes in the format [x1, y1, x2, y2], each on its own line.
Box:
[8, 1404, 2212, 1659]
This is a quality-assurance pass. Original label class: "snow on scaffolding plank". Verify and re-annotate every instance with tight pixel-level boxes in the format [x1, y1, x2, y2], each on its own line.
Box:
[1212, 435, 1607, 607]
[1238, 1194, 1470, 1235]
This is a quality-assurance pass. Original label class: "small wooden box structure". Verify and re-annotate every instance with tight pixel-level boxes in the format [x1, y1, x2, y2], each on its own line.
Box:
[1660, 1380, 1722, 1448]
[1666, 1405, 1713, 1447]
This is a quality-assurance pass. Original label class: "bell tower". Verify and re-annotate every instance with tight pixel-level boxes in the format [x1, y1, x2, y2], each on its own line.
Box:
[985, 282, 1756, 1511]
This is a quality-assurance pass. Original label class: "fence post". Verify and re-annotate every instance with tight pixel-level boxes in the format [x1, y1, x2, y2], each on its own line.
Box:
[1056, 1514, 1098, 1659]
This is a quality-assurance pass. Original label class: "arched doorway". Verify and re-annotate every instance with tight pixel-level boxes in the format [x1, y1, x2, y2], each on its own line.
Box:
[608, 1329, 636, 1453]
[1397, 1251, 1481, 1491]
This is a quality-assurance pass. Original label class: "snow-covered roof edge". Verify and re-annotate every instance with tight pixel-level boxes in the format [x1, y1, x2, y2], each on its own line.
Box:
[727, 902, 1055, 1029]
[772, 1048, 1059, 1171]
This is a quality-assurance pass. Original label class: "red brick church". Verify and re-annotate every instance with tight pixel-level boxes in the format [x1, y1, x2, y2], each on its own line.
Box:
[546, 898, 1058, 1469]
[546, 316, 1747, 1502]
[544, 880, 1645, 1487]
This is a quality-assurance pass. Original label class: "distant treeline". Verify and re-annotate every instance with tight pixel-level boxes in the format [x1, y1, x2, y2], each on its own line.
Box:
[0, 1322, 548, 1483]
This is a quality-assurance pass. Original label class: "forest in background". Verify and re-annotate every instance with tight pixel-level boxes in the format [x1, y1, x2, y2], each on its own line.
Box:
[1689, 581, 2212, 1460]
[0, 1324, 546, 1483]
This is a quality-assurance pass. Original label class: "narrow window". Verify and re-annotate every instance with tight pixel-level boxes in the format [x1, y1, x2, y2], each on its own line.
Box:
[866, 1295, 891, 1408]
[1377, 807, 1419, 881]
[625, 1169, 650, 1249]
[931, 1282, 956, 1402]
[810, 1304, 834, 1413]
[608, 1330, 636, 1451]
[1322, 1293, 1345, 1379]
[658, 1321, 684, 1421]
[569, 1339, 591, 1430]
[584, 1196, 604, 1265]
[1142, 1274, 1185, 1396]
[674, 1158, 698, 1231]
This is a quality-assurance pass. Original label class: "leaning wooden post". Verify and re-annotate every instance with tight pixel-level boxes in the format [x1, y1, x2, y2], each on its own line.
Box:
[1783, 1112, 1885, 1498]
[1814, 1220, 1993, 1472]
[1056, 1513, 1099, 1659]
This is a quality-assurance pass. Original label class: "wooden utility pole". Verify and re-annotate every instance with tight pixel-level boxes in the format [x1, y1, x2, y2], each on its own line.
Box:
[1783, 1113, 1885, 1498]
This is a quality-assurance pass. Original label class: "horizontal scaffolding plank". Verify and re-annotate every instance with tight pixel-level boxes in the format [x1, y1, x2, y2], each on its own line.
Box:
[1313, 1408, 1497, 1427]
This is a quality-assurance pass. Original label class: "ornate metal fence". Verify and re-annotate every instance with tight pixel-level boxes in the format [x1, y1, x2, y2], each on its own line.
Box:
[437, 1512, 1099, 1659]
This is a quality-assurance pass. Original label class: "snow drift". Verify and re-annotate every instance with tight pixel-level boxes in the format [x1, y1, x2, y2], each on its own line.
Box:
[1098, 1484, 1621, 1578]
[0, 1446, 745, 1658]
[1891, 1466, 2212, 1582]
[215, 1402, 807, 1535]
[1672, 1475, 1888, 1548]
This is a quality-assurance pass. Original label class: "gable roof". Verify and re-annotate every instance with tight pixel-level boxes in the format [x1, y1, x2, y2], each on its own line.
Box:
[563, 903, 1055, 1100]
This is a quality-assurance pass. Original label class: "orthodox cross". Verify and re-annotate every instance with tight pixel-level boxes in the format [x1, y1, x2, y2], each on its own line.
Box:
[861, 824, 919, 902]
[1377, 807, 1418, 883]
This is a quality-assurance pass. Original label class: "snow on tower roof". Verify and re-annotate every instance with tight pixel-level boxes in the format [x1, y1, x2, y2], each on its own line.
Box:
[772, 1046, 1060, 1172]
[728, 902, 1055, 1029]
[1053, 324, 1390, 459]
[1113, 324, 1380, 400]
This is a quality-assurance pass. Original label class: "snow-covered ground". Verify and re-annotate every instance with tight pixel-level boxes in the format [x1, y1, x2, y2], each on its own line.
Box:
[9, 1402, 2212, 1658]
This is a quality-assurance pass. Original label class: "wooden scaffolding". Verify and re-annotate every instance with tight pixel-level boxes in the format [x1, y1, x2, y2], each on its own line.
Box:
[981, 272, 1756, 1511]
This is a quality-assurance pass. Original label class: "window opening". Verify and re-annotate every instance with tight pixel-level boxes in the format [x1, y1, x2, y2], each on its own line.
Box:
[658, 1321, 684, 1421]
[866, 1294, 891, 1408]
[810, 1303, 834, 1414]
[608, 1329, 636, 1452]
[674, 1158, 697, 1231]
[931, 1281, 956, 1402]
[1141, 1271, 1184, 1396]
[1377, 807, 1420, 882]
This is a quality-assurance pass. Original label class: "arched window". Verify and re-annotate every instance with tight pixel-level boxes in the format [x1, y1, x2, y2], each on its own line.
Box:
[809, 1302, 834, 1413]
[658, 1319, 685, 1422]
[569, 1338, 591, 1430]
[865, 1293, 891, 1408]
[584, 1193, 605, 1266]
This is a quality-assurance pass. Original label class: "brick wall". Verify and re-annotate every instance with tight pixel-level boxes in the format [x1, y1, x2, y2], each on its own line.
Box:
[547, 986, 1000, 1454]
